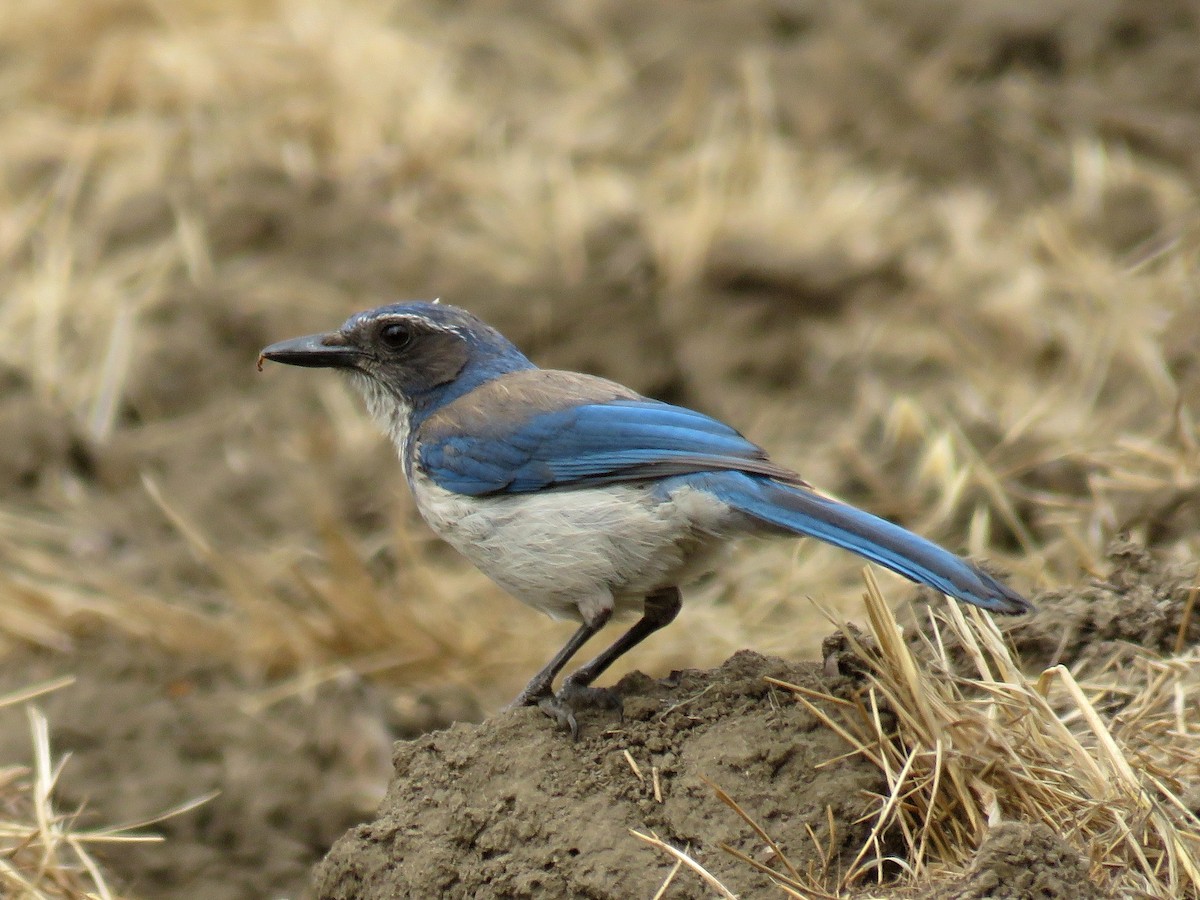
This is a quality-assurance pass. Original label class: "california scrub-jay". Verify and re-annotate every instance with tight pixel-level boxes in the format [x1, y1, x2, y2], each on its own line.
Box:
[260, 301, 1030, 735]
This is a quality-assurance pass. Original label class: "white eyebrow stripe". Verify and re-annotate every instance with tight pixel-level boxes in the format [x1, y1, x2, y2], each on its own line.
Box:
[367, 313, 461, 336]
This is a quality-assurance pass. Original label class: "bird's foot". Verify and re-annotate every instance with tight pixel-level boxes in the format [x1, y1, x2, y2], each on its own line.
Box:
[505, 684, 549, 712]
[536, 680, 623, 740]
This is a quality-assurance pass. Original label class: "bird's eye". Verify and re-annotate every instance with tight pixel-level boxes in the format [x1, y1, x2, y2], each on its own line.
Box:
[379, 323, 413, 351]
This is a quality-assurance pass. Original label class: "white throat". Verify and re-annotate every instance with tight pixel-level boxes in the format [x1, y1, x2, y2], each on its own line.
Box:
[351, 373, 414, 473]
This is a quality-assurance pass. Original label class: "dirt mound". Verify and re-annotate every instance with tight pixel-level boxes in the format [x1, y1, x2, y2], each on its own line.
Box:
[315, 651, 884, 899]
[314, 650, 1114, 899]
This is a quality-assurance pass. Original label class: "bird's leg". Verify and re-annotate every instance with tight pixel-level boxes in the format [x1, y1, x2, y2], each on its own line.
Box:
[552, 586, 683, 729]
[506, 607, 612, 711]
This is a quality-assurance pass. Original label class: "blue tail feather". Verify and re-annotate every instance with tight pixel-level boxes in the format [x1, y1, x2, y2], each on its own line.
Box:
[697, 474, 1031, 614]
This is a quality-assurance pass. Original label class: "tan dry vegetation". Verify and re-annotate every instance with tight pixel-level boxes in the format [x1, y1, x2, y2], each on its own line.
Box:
[0, 679, 159, 900]
[774, 576, 1200, 898]
[0, 0, 1198, 897]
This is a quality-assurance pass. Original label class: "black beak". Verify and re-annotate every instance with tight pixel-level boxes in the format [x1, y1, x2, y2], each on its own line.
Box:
[257, 333, 363, 371]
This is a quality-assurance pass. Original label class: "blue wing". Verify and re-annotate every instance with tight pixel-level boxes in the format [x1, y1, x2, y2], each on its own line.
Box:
[417, 390, 805, 496]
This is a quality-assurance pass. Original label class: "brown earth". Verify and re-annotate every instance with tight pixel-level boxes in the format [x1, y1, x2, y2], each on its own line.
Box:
[1, 0, 1198, 897]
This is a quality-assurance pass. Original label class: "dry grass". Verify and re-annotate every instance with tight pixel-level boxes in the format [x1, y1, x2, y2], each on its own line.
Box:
[0, 681, 152, 900]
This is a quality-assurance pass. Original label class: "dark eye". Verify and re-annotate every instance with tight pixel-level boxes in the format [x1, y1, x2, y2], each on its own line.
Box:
[379, 323, 413, 351]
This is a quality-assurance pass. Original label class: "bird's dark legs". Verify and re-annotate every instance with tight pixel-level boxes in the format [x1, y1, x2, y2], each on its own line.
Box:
[509, 587, 683, 738]
[507, 608, 611, 710]
[561, 586, 682, 692]
[538, 587, 682, 738]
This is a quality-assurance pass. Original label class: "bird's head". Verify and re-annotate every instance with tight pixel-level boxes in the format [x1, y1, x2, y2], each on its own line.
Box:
[259, 301, 534, 431]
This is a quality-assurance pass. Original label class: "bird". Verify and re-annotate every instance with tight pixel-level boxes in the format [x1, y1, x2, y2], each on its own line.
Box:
[259, 301, 1031, 736]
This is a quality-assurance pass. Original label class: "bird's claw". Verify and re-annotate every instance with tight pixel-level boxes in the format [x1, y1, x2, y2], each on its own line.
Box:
[560, 680, 624, 714]
[535, 681, 623, 740]
[537, 694, 581, 740]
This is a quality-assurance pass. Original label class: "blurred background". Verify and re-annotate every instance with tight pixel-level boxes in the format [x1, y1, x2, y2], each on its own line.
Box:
[0, 1, 1197, 897]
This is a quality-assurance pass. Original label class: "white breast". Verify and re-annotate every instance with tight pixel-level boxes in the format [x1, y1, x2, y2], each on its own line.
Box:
[410, 471, 736, 622]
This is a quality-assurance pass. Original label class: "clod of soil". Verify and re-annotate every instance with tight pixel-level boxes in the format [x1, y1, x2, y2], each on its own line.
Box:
[1008, 538, 1200, 665]
[314, 651, 886, 899]
[933, 821, 1110, 900]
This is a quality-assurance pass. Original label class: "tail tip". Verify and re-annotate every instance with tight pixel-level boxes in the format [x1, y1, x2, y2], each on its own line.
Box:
[970, 567, 1034, 616]
[989, 591, 1035, 616]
